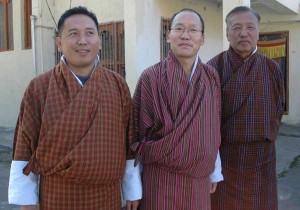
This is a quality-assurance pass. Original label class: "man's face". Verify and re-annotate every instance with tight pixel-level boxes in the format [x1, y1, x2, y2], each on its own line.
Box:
[56, 14, 101, 75]
[226, 11, 259, 59]
[167, 11, 204, 60]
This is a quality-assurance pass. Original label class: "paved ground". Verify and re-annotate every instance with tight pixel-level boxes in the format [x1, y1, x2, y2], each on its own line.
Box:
[1, 124, 300, 209]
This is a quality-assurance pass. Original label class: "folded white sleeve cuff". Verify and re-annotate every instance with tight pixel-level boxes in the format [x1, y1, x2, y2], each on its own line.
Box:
[209, 150, 224, 183]
[121, 159, 142, 201]
[8, 160, 39, 205]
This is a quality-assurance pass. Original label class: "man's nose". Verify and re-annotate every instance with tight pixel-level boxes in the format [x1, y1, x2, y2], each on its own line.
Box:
[78, 34, 88, 44]
[240, 28, 249, 37]
[181, 29, 190, 38]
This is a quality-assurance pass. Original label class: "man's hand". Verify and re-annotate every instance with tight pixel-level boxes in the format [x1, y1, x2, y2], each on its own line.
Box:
[21, 205, 38, 210]
[126, 200, 139, 210]
[210, 182, 218, 193]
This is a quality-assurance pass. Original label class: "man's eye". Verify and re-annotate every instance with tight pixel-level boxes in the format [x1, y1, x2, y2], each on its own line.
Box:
[69, 32, 78, 36]
[87, 31, 95, 36]
[232, 27, 241, 31]
[174, 27, 184, 32]
[190, 28, 199, 33]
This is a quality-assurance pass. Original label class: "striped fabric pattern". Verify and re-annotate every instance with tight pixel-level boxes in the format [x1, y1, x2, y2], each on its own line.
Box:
[13, 61, 134, 209]
[207, 48, 285, 210]
[132, 51, 221, 210]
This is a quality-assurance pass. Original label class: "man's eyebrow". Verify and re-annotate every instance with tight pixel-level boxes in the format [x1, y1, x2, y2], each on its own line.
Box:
[85, 27, 97, 31]
[67, 27, 97, 32]
[67, 28, 78, 33]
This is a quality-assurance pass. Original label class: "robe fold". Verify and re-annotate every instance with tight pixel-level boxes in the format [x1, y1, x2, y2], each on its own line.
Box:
[12, 61, 134, 210]
[208, 48, 285, 210]
[132, 51, 221, 210]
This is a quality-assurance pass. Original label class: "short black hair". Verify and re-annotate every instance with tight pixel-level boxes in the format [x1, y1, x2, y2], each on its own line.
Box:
[225, 6, 260, 24]
[168, 8, 205, 33]
[57, 6, 99, 37]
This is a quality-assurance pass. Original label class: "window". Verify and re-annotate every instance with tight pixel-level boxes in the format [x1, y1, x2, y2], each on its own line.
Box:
[99, 21, 125, 78]
[161, 18, 170, 61]
[258, 31, 289, 114]
[24, 0, 31, 49]
[0, 0, 13, 51]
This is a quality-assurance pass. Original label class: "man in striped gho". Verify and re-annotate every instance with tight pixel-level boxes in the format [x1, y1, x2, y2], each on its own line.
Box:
[131, 8, 223, 210]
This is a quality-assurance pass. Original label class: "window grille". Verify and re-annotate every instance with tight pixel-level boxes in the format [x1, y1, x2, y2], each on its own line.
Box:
[160, 18, 170, 61]
[99, 21, 125, 78]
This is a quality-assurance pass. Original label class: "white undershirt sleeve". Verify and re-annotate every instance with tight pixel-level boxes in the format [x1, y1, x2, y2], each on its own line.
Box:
[121, 159, 142, 203]
[8, 160, 39, 205]
[209, 150, 224, 183]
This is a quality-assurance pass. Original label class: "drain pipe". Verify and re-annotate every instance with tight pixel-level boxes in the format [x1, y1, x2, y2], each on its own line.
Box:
[30, 15, 37, 77]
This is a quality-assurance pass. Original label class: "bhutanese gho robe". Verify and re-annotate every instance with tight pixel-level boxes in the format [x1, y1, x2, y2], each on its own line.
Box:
[132, 51, 221, 210]
[11, 61, 134, 210]
[208, 47, 285, 210]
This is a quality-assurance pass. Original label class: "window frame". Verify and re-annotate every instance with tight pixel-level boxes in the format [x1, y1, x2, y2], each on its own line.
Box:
[0, 0, 13, 51]
[24, 0, 32, 49]
[258, 31, 289, 114]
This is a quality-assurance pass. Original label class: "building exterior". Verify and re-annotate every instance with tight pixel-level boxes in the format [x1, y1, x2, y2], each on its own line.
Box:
[1, 0, 300, 127]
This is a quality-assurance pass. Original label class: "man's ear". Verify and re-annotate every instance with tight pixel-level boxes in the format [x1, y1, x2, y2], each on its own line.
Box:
[200, 33, 205, 46]
[99, 34, 102, 50]
[166, 30, 171, 43]
[56, 37, 62, 52]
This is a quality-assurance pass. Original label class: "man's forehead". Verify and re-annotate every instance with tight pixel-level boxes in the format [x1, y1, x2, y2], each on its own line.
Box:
[227, 11, 258, 23]
[62, 15, 97, 30]
[173, 12, 201, 26]
[64, 15, 95, 26]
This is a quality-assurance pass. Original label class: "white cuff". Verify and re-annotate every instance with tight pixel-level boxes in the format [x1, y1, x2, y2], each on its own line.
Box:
[209, 150, 224, 183]
[8, 160, 39, 205]
[121, 159, 142, 202]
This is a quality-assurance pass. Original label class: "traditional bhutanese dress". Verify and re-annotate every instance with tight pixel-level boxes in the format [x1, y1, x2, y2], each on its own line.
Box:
[132, 51, 222, 210]
[208, 47, 285, 210]
[9, 60, 141, 210]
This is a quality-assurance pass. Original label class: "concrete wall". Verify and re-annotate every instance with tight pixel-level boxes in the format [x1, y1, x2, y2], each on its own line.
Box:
[55, 0, 124, 23]
[0, 0, 34, 127]
[259, 14, 300, 125]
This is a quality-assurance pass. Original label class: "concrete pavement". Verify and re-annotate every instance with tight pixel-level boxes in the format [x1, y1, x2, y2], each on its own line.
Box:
[1, 124, 300, 209]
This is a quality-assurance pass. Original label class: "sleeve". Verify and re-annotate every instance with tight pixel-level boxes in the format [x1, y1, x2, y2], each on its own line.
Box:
[121, 160, 143, 202]
[209, 150, 224, 183]
[9, 79, 42, 204]
[132, 71, 155, 144]
[8, 161, 39, 205]
[275, 64, 286, 119]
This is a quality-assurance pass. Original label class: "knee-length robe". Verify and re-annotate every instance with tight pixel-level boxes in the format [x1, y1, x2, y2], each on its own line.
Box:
[208, 47, 285, 210]
[132, 51, 221, 210]
[12, 61, 134, 210]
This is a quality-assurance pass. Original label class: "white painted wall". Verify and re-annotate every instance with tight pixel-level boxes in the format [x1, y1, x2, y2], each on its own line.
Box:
[55, 0, 124, 23]
[259, 14, 300, 125]
[125, 0, 161, 93]
[0, 0, 34, 127]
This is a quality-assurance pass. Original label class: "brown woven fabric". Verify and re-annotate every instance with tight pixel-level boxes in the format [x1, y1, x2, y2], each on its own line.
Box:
[208, 48, 285, 143]
[211, 141, 278, 210]
[13, 61, 134, 209]
[208, 48, 285, 209]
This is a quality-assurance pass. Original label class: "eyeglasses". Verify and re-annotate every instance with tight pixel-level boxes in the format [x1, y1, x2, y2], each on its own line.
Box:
[171, 26, 203, 35]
